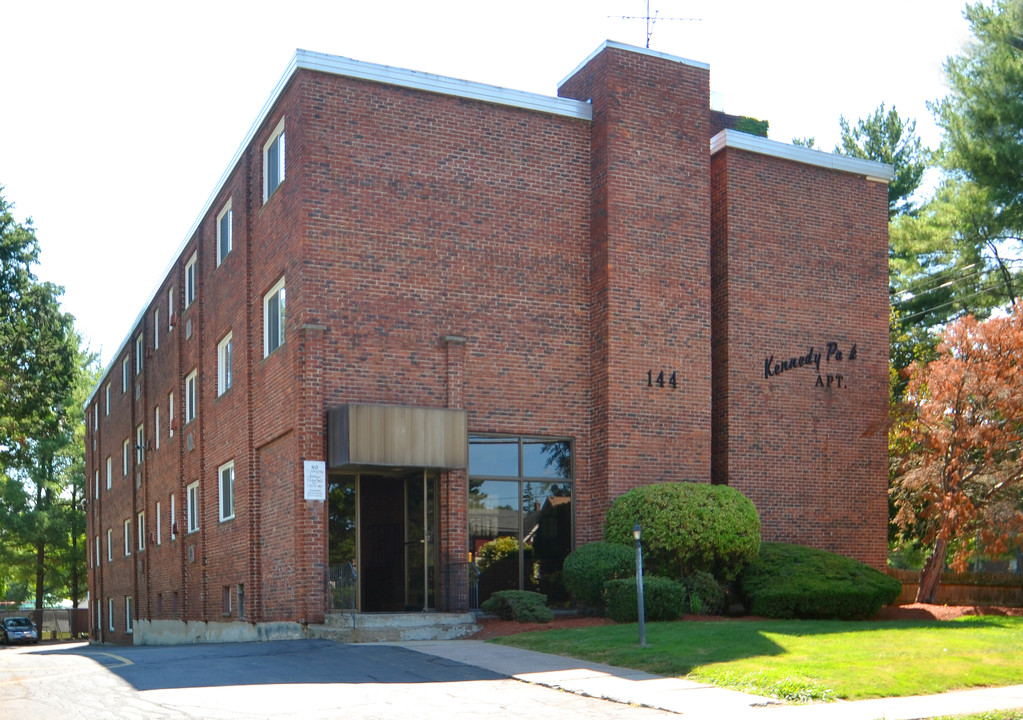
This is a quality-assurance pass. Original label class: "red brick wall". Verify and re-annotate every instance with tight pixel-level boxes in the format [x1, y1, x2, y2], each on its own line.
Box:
[559, 46, 714, 538]
[710, 143, 889, 568]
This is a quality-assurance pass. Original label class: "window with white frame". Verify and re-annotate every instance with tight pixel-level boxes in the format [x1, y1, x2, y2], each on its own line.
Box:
[108, 598, 114, 632]
[217, 200, 232, 266]
[107, 528, 112, 562]
[168, 287, 175, 330]
[156, 501, 162, 545]
[185, 370, 197, 424]
[218, 333, 233, 396]
[136, 424, 144, 464]
[105, 383, 110, 415]
[222, 585, 232, 616]
[154, 309, 160, 350]
[155, 406, 160, 450]
[125, 596, 133, 633]
[135, 334, 143, 375]
[94, 535, 100, 567]
[187, 481, 199, 533]
[264, 277, 286, 357]
[263, 117, 286, 201]
[121, 356, 129, 393]
[219, 460, 235, 521]
[137, 511, 145, 551]
[123, 518, 131, 556]
[122, 439, 130, 476]
[184, 252, 197, 309]
[106, 456, 112, 490]
[169, 391, 175, 437]
[170, 493, 176, 539]
[94, 470, 99, 500]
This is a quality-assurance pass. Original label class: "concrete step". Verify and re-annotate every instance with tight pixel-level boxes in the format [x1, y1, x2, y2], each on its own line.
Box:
[309, 612, 480, 643]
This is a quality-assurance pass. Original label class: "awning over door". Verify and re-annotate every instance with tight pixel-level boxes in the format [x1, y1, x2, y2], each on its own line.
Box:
[326, 403, 468, 470]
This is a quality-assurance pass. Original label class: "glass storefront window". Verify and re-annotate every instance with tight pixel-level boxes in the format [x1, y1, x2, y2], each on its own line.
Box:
[468, 437, 519, 477]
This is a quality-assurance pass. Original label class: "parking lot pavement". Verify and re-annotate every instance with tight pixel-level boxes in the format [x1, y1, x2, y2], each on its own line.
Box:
[0, 640, 682, 720]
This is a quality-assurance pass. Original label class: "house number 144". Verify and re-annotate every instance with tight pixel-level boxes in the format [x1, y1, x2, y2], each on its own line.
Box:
[647, 370, 678, 389]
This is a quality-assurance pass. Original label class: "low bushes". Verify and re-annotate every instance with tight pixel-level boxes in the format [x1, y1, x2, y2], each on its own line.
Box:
[738, 542, 901, 620]
[481, 590, 554, 623]
[562, 541, 636, 608]
[605, 576, 687, 622]
[682, 571, 728, 615]
[602, 482, 761, 581]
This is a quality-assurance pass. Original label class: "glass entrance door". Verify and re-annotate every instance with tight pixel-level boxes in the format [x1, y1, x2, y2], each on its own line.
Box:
[330, 470, 436, 612]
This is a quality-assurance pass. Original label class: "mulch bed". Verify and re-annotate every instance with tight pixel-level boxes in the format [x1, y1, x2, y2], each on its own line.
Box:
[469, 604, 1023, 640]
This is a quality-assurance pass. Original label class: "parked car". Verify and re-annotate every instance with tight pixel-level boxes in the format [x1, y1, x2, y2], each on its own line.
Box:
[2, 617, 39, 645]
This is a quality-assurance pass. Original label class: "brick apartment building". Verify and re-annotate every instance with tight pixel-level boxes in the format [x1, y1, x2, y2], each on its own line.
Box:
[83, 41, 892, 645]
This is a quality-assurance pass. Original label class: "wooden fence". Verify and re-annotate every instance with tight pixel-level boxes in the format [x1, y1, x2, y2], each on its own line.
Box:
[888, 569, 1023, 606]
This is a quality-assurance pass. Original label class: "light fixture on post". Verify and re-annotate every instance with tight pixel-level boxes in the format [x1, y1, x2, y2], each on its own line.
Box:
[633, 523, 646, 647]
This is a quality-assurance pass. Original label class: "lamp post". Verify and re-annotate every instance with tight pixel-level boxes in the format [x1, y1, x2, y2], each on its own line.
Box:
[633, 523, 646, 647]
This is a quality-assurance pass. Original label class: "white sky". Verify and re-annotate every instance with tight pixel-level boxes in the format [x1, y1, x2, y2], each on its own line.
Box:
[1, 0, 973, 368]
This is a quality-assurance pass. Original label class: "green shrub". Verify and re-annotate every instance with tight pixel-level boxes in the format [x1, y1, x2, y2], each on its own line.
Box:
[682, 571, 728, 615]
[562, 541, 636, 608]
[738, 542, 902, 620]
[604, 576, 687, 623]
[603, 482, 761, 580]
[481, 590, 554, 623]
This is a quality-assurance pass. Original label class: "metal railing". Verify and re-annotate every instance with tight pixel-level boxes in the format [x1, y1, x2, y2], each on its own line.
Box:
[327, 562, 357, 612]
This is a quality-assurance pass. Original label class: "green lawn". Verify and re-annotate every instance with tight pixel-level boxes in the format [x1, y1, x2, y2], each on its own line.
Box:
[493, 616, 1023, 702]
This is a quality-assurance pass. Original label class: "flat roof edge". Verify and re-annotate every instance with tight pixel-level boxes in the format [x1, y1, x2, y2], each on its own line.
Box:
[558, 39, 709, 90]
[710, 129, 895, 182]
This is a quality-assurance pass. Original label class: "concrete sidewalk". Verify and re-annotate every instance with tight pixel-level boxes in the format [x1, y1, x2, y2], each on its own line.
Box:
[399, 639, 1023, 720]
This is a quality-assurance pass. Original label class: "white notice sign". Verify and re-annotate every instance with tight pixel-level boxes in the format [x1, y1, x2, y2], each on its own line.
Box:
[304, 460, 326, 501]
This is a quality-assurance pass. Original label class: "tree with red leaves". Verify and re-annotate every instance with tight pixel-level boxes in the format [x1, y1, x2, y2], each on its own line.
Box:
[893, 304, 1023, 603]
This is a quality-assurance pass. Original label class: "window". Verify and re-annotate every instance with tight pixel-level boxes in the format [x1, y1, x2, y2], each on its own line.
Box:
[107, 528, 112, 562]
[121, 356, 129, 393]
[222, 585, 232, 616]
[467, 435, 574, 600]
[154, 310, 160, 350]
[94, 535, 100, 567]
[219, 461, 235, 521]
[263, 117, 286, 201]
[106, 456, 112, 490]
[156, 502, 162, 545]
[135, 334, 143, 375]
[184, 252, 197, 308]
[105, 383, 110, 415]
[123, 519, 131, 556]
[185, 370, 197, 424]
[137, 511, 146, 551]
[264, 277, 286, 357]
[170, 493, 176, 540]
[108, 598, 114, 632]
[125, 597, 133, 634]
[168, 287, 175, 331]
[218, 333, 233, 396]
[94, 470, 99, 500]
[187, 481, 199, 533]
[217, 200, 232, 266]
[169, 391, 175, 437]
[122, 439, 130, 476]
[155, 406, 160, 450]
[136, 424, 144, 464]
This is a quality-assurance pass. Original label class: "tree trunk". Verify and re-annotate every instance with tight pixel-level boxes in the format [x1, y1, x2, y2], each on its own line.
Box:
[35, 541, 45, 610]
[916, 536, 948, 604]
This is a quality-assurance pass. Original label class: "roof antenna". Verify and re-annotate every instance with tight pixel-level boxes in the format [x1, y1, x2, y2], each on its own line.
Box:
[611, 0, 701, 48]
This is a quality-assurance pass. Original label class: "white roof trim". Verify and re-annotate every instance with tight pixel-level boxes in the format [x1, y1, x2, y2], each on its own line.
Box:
[558, 40, 709, 90]
[85, 50, 593, 408]
[710, 130, 895, 182]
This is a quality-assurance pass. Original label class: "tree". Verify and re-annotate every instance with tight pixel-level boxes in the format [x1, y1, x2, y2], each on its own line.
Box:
[934, 0, 1023, 234]
[0, 187, 86, 608]
[837, 104, 927, 219]
[892, 305, 1023, 603]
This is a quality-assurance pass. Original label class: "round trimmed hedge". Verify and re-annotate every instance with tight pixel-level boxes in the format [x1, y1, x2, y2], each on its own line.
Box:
[562, 541, 636, 608]
[603, 482, 761, 581]
[738, 542, 902, 620]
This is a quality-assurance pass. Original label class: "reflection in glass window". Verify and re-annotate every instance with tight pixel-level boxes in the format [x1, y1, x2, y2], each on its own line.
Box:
[522, 440, 572, 478]
[468, 437, 518, 477]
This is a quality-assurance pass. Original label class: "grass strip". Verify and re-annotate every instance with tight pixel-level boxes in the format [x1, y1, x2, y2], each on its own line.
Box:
[493, 616, 1023, 701]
